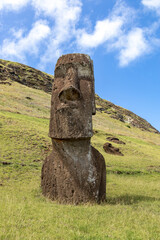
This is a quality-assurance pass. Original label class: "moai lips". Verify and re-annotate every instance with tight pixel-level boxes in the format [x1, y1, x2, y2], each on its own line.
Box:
[41, 54, 106, 204]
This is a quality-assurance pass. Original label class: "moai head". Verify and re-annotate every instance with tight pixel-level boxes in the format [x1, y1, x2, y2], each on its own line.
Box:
[49, 54, 96, 139]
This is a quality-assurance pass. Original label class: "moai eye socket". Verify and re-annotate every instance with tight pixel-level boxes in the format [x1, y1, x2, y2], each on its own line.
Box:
[55, 65, 66, 78]
[78, 65, 92, 80]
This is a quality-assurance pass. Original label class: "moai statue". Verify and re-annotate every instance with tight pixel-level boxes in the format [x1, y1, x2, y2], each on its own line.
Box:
[41, 54, 106, 204]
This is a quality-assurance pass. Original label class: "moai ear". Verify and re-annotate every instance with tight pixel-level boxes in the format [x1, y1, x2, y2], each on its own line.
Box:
[91, 61, 96, 115]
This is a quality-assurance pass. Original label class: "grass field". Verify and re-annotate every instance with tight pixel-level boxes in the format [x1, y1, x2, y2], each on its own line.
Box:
[0, 82, 160, 240]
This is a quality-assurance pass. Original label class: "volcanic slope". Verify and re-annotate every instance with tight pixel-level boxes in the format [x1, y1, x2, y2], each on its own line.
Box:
[0, 59, 160, 240]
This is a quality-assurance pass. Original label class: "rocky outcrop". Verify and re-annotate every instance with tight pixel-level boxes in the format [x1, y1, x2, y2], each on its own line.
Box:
[96, 95, 159, 134]
[0, 59, 53, 93]
[103, 142, 123, 156]
[107, 137, 125, 145]
[41, 54, 106, 204]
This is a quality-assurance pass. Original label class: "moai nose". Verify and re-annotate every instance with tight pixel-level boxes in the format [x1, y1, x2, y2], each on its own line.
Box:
[59, 67, 81, 101]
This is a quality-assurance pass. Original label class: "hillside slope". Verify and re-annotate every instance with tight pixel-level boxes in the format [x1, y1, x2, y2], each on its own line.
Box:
[0, 60, 160, 240]
[0, 58, 158, 134]
[0, 59, 53, 93]
[95, 95, 159, 134]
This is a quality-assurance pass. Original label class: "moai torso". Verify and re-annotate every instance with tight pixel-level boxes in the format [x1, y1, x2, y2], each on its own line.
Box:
[41, 54, 106, 204]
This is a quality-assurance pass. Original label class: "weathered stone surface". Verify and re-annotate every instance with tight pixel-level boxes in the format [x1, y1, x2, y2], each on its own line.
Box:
[103, 142, 124, 156]
[42, 139, 106, 204]
[41, 53, 106, 204]
[49, 54, 96, 139]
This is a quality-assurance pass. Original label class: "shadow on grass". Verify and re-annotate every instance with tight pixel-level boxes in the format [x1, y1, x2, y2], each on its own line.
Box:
[106, 194, 160, 205]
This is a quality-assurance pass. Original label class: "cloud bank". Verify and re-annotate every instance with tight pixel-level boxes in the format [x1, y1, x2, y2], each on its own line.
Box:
[142, 0, 160, 12]
[117, 28, 149, 66]
[77, 18, 123, 48]
[0, 21, 50, 61]
[77, 0, 150, 66]
[0, 0, 29, 11]
[0, 0, 159, 68]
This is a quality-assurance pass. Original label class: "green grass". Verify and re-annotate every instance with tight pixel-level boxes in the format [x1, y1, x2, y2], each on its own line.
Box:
[0, 81, 50, 118]
[92, 130, 160, 174]
[0, 82, 160, 240]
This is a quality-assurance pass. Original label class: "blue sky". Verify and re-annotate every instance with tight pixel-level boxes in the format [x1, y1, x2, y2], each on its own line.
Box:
[0, 0, 160, 131]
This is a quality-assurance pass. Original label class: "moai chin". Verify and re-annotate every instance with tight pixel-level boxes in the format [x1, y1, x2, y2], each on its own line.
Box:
[41, 53, 106, 204]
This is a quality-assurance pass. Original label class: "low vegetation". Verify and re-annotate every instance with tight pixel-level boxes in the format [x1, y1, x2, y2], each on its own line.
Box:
[0, 59, 53, 93]
[0, 68, 160, 239]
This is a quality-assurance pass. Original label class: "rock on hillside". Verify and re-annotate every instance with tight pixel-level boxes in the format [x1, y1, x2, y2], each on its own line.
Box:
[0, 59, 53, 93]
[0, 58, 159, 134]
[95, 94, 159, 134]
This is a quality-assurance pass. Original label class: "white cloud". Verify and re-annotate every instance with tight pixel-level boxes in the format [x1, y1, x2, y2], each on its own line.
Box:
[0, 21, 50, 61]
[142, 0, 160, 13]
[77, 0, 149, 66]
[11, 29, 24, 39]
[0, 0, 29, 11]
[0, 0, 158, 68]
[142, 0, 160, 8]
[77, 18, 123, 48]
[33, 0, 82, 68]
[31, 0, 82, 40]
[32, 0, 81, 19]
[117, 28, 149, 66]
[77, 0, 136, 49]
[0, 0, 82, 68]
